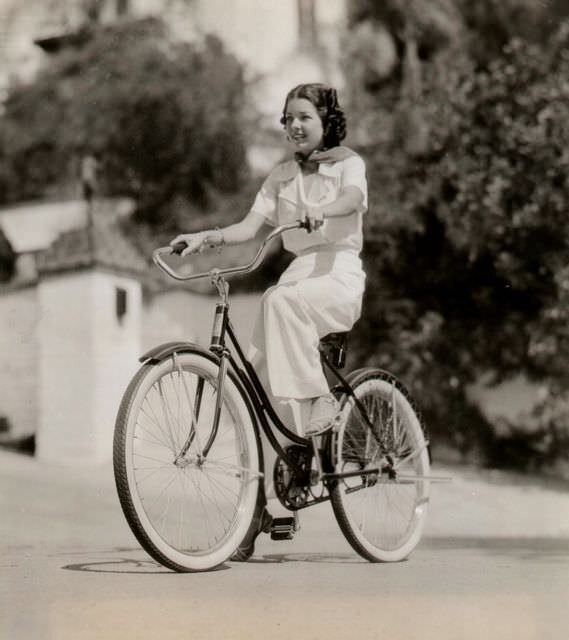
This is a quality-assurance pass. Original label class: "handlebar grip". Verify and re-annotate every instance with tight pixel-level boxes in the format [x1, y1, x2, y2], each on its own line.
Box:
[170, 242, 188, 256]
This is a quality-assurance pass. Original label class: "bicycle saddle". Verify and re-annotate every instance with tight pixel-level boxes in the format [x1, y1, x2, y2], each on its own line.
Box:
[319, 332, 349, 369]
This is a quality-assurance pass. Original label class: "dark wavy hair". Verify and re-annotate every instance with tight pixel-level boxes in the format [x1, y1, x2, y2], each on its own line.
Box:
[280, 83, 347, 149]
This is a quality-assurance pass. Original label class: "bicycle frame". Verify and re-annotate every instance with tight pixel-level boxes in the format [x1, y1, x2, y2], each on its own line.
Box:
[153, 223, 318, 475]
[207, 277, 402, 481]
[215, 311, 310, 467]
[152, 223, 435, 493]
[113, 221, 445, 572]
[210, 303, 387, 503]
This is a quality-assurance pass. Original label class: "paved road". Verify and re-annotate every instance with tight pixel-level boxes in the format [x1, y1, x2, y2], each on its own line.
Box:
[1, 449, 568, 640]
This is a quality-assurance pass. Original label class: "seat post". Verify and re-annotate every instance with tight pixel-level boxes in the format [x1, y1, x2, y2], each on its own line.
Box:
[319, 332, 349, 369]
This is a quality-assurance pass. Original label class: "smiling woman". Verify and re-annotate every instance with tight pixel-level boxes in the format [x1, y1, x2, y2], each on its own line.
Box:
[169, 82, 368, 560]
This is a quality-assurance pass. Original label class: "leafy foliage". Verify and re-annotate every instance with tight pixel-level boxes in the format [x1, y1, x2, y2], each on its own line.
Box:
[457, 0, 569, 67]
[345, 6, 569, 469]
[0, 17, 250, 227]
[2, 3, 569, 474]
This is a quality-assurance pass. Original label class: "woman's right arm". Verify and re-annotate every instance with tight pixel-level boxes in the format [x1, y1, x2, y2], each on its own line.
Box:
[218, 210, 268, 245]
[170, 210, 268, 257]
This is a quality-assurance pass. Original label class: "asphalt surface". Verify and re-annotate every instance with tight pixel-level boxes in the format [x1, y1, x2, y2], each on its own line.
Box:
[1, 448, 568, 640]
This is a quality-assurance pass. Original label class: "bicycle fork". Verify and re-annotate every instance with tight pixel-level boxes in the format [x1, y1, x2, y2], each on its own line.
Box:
[172, 349, 229, 466]
[174, 290, 231, 465]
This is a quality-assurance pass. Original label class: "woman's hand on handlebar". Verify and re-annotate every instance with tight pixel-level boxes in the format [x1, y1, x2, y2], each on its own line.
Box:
[169, 229, 223, 257]
[169, 232, 207, 256]
[303, 206, 325, 233]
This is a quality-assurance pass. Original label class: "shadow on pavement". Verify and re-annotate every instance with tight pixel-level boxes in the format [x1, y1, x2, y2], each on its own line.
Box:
[249, 552, 368, 565]
[60, 550, 366, 572]
[61, 556, 230, 574]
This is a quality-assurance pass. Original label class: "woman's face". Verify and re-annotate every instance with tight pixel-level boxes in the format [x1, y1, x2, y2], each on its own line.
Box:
[283, 97, 324, 156]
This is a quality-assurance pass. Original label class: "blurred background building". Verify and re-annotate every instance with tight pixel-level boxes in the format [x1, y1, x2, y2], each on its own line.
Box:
[2, 0, 568, 476]
[0, 0, 350, 464]
[1, 0, 347, 129]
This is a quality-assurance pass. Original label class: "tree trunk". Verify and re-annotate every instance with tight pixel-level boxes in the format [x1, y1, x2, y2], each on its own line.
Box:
[399, 25, 429, 156]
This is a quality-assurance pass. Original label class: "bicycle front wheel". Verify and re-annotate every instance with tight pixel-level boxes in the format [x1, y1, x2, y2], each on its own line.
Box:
[113, 350, 261, 572]
[330, 368, 430, 562]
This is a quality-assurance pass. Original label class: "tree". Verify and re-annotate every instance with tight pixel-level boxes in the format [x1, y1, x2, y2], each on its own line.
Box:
[457, 0, 569, 68]
[345, 4, 569, 468]
[347, 0, 464, 154]
[0, 17, 250, 227]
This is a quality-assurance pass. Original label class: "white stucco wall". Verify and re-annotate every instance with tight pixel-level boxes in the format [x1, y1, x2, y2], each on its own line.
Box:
[144, 289, 263, 352]
[0, 286, 39, 438]
[190, 0, 298, 76]
[91, 272, 142, 462]
[36, 269, 141, 464]
[0, 254, 262, 463]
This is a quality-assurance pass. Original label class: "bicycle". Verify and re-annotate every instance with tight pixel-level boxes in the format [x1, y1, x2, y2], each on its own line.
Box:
[113, 221, 439, 572]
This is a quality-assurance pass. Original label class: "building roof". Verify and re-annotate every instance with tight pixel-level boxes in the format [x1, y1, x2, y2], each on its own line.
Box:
[36, 212, 151, 280]
[0, 199, 89, 254]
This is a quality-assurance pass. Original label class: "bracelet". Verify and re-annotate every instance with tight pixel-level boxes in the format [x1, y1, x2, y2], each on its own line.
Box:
[207, 227, 225, 253]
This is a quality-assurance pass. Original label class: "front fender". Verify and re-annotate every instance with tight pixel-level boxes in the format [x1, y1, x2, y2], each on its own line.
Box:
[139, 341, 218, 365]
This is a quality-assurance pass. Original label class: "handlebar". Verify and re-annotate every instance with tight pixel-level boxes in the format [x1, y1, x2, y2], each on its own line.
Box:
[152, 221, 306, 282]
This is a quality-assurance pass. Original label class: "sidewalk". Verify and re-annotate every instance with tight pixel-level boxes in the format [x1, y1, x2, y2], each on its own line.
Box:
[424, 462, 569, 539]
[1, 447, 569, 550]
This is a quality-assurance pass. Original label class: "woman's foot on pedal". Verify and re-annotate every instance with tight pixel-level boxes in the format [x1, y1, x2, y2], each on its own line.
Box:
[305, 394, 341, 437]
[230, 508, 273, 562]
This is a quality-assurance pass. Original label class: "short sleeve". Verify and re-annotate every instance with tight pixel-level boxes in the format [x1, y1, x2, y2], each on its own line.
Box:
[341, 155, 368, 213]
[250, 172, 279, 227]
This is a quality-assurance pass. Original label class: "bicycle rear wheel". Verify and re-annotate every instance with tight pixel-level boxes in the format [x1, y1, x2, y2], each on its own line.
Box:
[330, 368, 430, 562]
[113, 350, 261, 572]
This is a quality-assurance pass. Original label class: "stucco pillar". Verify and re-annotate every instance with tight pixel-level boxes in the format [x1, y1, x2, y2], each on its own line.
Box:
[36, 269, 141, 464]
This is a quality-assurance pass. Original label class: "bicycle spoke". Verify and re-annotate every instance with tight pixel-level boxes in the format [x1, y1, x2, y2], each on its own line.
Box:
[393, 441, 429, 470]
[140, 471, 179, 516]
[132, 463, 175, 486]
[199, 469, 242, 503]
[157, 377, 182, 454]
[140, 391, 177, 453]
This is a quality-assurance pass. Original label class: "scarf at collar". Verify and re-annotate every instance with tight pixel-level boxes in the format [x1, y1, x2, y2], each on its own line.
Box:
[294, 146, 358, 173]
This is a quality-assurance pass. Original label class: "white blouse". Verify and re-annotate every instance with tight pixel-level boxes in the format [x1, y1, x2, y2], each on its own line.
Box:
[250, 154, 368, 255]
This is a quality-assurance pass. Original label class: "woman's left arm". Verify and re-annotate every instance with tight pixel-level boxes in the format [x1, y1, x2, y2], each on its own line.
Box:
[304, 186, 364, 231]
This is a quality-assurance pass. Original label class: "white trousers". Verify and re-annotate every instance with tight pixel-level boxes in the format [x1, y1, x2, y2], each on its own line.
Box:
[247, 249, 366, 502]
[249, 249, 365, 402]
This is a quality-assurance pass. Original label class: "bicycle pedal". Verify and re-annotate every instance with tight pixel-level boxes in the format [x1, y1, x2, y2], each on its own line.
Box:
[270, 516, 297, 541]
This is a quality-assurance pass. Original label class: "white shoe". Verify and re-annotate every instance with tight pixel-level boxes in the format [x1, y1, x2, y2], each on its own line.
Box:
[305, 394, 340, 437]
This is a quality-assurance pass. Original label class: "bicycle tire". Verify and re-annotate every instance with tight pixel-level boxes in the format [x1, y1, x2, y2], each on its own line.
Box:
[113, 350, 261, 572]
[330, 368, 430, 562]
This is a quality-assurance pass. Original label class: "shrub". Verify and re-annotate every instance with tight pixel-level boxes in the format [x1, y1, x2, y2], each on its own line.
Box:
[348, 15, 569, 467]
[0, 18, 250, 228]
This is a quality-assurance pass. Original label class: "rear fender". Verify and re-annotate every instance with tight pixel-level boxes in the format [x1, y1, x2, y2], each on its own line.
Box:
[139, 341, 217, 365]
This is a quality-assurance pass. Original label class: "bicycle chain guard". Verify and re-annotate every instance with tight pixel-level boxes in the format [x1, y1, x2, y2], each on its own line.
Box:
[273, 445, 328, 510]
[273, 445, 311, 509]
